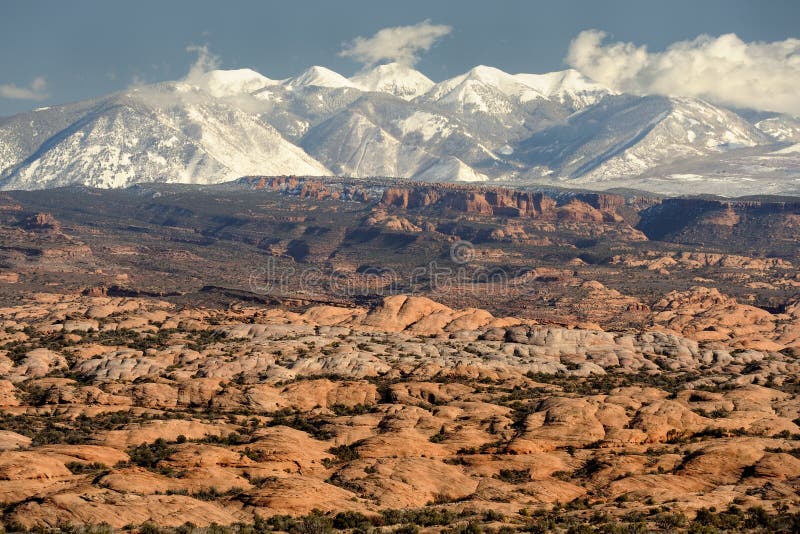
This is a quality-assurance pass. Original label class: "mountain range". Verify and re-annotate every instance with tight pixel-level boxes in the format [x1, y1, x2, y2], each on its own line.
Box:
[1, 62, 799, 196]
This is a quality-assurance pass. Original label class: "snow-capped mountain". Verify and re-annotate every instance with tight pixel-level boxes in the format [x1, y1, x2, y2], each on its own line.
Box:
[754, 114, 800, 143]
[513, 69, 614, 111]
[0, 81, 329, 190]
[1, 62, 798, 195]
[195, 69, 277, 97]
[516, 95, 768, 181]
[300, 108, 436, 178]
[349, 62, 434, 100]
[285, 66, 355, 89]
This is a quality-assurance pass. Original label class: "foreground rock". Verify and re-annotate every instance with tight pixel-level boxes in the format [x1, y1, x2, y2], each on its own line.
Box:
[1, 291, 800, 530]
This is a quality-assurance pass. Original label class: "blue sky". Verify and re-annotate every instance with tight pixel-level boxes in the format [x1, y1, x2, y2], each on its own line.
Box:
[1, 0, 798, 116]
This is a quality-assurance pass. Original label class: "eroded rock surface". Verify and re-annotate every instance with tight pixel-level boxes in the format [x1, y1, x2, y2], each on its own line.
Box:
[1, 291, 800, 530]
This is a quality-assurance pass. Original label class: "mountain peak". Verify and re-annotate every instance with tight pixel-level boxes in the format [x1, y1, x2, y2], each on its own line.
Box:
[1, 61, 793, 196]
[285, 66, 354, 89]
[350, 62, 434, 100]
[464, 65, 511, 79]
[515, 69, 607, 95]
[194, 68, 277, 97]
[425, 64, 544, 107]
[514, 69, 612, 109]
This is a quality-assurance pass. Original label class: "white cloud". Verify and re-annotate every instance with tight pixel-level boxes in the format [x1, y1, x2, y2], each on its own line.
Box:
[184, 44, 221, 83]
[340, 20, 451, 67]
[567, 30, 800, 115]
[129, 73, 148, 87]
[0, 76, 49, 100]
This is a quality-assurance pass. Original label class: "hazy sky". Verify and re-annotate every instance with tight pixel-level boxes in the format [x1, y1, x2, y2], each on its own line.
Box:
[1, 0, 798, 116]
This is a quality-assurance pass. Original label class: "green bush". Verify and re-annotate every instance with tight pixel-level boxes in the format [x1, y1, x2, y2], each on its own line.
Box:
[327, 443, 360, 463]
[127, 438, 176, 471]
[65, 461, 108, 475]
[496, 468, 531, 484]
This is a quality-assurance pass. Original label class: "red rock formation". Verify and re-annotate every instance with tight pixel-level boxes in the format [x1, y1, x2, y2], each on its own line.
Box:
[22, 212, 61, 231]
[575, 193, 626, 212]
[343, 186, 369, 202]
[379, 185, 624, 223]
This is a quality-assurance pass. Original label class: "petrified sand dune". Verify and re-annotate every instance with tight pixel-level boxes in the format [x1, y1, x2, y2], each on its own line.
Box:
[1, 289, 800, 529]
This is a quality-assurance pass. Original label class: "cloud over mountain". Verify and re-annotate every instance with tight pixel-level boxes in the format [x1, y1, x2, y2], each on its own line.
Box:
[567, 30, 800, 115]
[0, 77, 49, 101]
[184, 44, 222, 84]
[339, 20, 451, 67]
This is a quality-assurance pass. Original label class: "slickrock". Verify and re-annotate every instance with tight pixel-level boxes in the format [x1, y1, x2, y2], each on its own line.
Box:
[0, 379, 20, 405]
[359, 295, 452, 332]
[8, 490, 239, 529]
[652, 286, 782, 349]
[338, 457, 479, 508]
[98, 420, 236, 448]
[0, 451, 72, 480]
[0, 431, 31, 450]
[245, 476, 367, 515]
[1, 290, 800, 528]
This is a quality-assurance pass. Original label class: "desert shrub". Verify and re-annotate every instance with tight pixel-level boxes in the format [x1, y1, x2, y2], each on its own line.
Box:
[443, 522, 482, 534]
[327, 443, 360, 463]
[381, 508, 461, 527]
[186, 330, 227, 351]
[572, 457, 606, 478]
[332, 511, 371, 529]
[429, 426, 447, 443]
[653, 512, 688, 530]
[139, 523, 164, 534]
[552, 470, 572, 481]
[692, 506, 744, 531]
[0, 410, 186, 447]
[202, 431, 251, 446]
[564, 498, 591, 511]
[330, 403, 374, 416]
[127, 438, 176, 471]
[65, 461, 107, 475]
[496, 468, 531, 484]
[242, 447, 267, 462]
[268, 412, 333, 440]
[264, 515, 299, 532]
[298, 513, 333, 534]
[482, 509, 505, 522]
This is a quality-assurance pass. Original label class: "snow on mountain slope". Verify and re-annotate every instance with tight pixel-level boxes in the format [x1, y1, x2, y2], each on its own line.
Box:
[394, 111, 455, 142]
[299, 92, 503, 181]
[387, 109, 502, 169]
[350, 63, 434, 100]
[2, 99, 227, 190]
[415, 157, 488, 182]
[516, 95, 769, 182]
[285, 66, 355, 89]
[0, 83, 329, 190]
[514, 69, 613, 110]
[416, 66, 572, 149]
[755, 115, 800, 143]
[153, 87, 329, 177]
[422, 65, 544, 113]
[254, 84, 363, 141]
[0, 62, 794, 194]
[300, 110, 434, 178]
[572, 143, 800, 197]
[195, 69, 277, 97]
[774, 143, 800, 154]
[0, 101, 99, 172]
